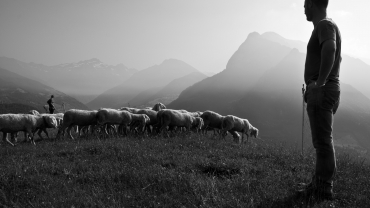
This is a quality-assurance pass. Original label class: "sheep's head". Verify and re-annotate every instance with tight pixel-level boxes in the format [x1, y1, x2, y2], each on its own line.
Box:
[153, 103, 166, 111]
[250, 127, 259, 138]
[29, 110, 40, 115]
[192, 117, 204, 130]
[43, 116, 58, 128]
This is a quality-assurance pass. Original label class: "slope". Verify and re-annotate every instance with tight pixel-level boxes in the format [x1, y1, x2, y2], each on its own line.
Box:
[0, 67, 88, 112]
[0, 57, 137, 103]
[128, 71, 208, 107]
[87, 59, 200, 109]
[168, 32, 292, 112]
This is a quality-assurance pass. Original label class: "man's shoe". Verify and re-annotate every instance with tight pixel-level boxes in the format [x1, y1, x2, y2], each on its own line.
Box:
[296, 182, 334, 201]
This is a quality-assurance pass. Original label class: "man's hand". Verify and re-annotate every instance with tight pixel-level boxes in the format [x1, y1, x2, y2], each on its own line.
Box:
[308, 81, 325, 90]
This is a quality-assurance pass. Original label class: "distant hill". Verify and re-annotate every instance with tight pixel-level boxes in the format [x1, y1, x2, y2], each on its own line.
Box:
[0, 57, 137, 103]
[169, 32, 292, 112]
[128, 71, 208, 108]
[87, 59, 202, 109]
[0, 67, 88, 112]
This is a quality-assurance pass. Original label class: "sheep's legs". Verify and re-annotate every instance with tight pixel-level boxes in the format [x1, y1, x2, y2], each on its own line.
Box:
[67, 126, 75, 140]
[2, 132, 15, 146]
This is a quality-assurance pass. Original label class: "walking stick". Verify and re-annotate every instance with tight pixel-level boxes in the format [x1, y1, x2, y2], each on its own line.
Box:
[301, 84, 305, 156]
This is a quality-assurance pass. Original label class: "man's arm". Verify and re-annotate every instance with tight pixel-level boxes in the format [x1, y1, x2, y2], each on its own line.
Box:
[316, 39, 336, 87]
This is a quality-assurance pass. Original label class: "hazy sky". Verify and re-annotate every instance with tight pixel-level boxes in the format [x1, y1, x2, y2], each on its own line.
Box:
[0, 0, 369, 72]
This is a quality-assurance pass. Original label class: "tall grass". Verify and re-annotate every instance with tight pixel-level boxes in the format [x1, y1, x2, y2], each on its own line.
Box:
[0, 133, 369, 207]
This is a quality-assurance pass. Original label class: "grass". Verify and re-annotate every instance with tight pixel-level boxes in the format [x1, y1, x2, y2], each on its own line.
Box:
[0, 133, 369, 208]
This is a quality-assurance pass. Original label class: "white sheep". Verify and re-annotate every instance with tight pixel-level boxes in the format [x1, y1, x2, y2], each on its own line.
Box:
[221, 115, 259, 143]
[129, 114, 151, 134]
[119, 107, 141, 114]
[97, 108, 131, 134]
[0, 114, 58, 145]
[157, 109, 202, 136]
[57, 109, 98, 140]
[26, 112, 64, 139]
[200, 110, 224, 135]
[97, 108, 150, 136]
[152, 102, 166, 111]
[132, 109, 158, 133]
[28, 110, 40, 115]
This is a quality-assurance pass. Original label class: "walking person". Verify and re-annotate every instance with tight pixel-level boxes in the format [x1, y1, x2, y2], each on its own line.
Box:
[298, 0, 342, 200]
[47, 95, 56, 114]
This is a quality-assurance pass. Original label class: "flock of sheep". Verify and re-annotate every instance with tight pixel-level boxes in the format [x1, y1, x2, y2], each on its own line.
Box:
[0, 103, 259, 146]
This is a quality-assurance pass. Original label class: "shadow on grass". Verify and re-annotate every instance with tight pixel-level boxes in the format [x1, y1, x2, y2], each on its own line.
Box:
[197, 162, 241, 179]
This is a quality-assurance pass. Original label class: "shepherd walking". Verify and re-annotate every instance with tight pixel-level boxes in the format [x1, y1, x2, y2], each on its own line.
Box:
[47, 95, 56, 114]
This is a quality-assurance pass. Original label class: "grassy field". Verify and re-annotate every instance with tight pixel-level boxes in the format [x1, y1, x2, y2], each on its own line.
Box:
[0, 133, 369, 208]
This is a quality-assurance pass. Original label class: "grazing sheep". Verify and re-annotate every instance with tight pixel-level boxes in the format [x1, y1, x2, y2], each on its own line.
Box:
[200, 110, 224, 135]
[129, 114, 151, 133]
[187, 111, 202, 117]
[132, 109, 158, 133]
[0, 114, 58, 145]
[96, 108, 133, 136]
[32, 113, 64, 139]
[57, 109, 98, 140]
[28, 110, 40, 115]
[152, 103, 166, 111]
[157, 109, 199, 136]
[191, 117, 204, 133]
[221, 115, 258, 143]
[119, 107, 141, 114]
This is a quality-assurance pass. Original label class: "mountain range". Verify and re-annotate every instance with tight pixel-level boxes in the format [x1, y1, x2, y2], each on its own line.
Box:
[0, 57, 137, 104]
[0, 66, 88, 113]
[87, 59, 207, 109]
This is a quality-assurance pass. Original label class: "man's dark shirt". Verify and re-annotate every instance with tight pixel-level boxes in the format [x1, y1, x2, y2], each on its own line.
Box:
[304, 18, 341, 90]
[47, 98, 55, 110]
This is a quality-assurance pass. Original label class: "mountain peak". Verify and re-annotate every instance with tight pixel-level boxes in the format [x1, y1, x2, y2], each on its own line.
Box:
[247, 32, 261, 39]
[80, 58, 102, 64]
[161, 58, 185, 65]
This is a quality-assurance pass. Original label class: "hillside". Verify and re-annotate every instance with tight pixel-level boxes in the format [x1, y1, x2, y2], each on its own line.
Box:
[168, 32, 292, 112]
[0, 67, 88, 112]
[87, 59, 201, 109]
[128, 71, 208, 107]
[0, 57, 137, 103]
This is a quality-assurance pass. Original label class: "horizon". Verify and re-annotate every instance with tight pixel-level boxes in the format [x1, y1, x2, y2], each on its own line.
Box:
[1, 0, 369, 72]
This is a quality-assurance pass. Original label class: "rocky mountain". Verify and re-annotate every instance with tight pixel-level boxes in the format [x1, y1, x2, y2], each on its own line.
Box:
[87, 59, 202, 109]
[0, 57, 137, 103]
[0, 66, 88, 113]
[169, 32, 292, 112]
[261, 32, 307, 53]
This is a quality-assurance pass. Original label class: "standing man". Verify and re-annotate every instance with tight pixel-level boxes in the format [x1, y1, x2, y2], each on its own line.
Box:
[298, 0, 341, 200]
[47, 95, 56, 114]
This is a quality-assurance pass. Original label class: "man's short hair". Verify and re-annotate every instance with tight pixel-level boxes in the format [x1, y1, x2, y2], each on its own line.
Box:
[51, 95, 54, 98]
[312, 0, 329, 8]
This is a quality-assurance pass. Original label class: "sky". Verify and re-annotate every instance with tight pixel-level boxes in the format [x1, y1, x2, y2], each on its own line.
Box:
[0, 0, 369, 73]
